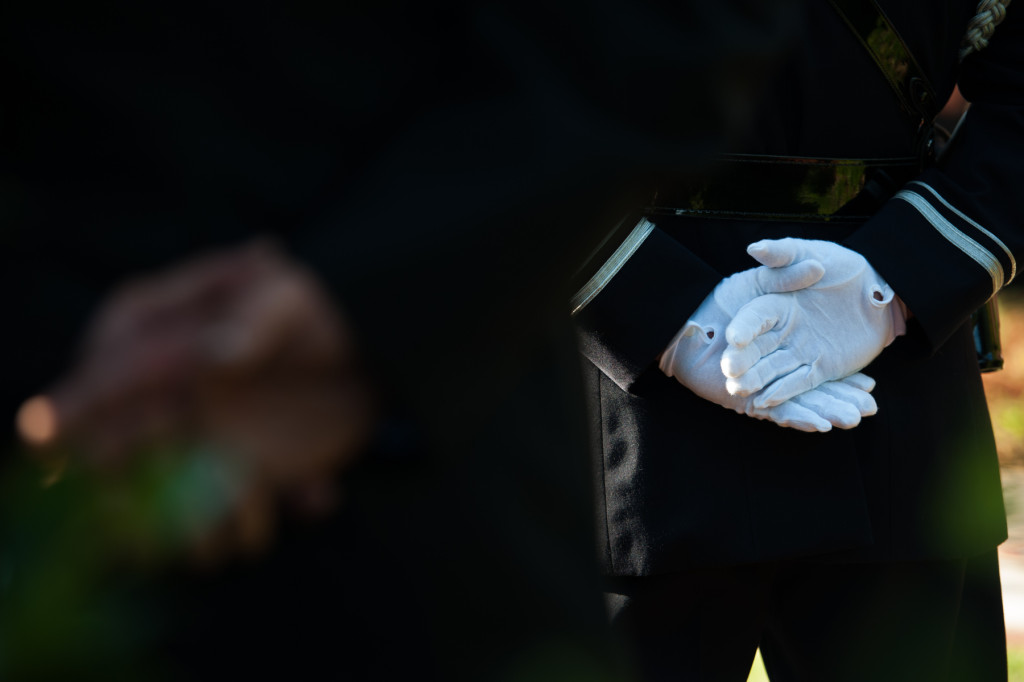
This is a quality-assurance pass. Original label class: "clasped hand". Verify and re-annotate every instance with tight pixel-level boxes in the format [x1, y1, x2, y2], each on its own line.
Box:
[722, 238, 902, 407]
[17, 241, 376, 564]
[661, 238, 899, 432]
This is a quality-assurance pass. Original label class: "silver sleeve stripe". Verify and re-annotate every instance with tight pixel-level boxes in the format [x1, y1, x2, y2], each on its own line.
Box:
[908, 180, 1016, 284]
[894, 189, 1005, 293]
[570, 217, 656, 316]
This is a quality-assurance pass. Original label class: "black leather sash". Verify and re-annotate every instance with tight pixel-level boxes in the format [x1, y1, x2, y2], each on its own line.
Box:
[829, 0, 939, 123]
[828, 0, 940, 159]
[646, 154, 921, 223]
[646, 2, 939, 224]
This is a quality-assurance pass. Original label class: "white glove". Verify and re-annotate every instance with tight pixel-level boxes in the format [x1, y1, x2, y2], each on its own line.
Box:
[722, 238, 905, 408]
[660, 263, 878, 432]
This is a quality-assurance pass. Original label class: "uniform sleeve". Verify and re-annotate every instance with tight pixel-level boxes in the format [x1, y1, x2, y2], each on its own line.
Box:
[570, 217, 722, 391]
[844, 5, 1024, 352]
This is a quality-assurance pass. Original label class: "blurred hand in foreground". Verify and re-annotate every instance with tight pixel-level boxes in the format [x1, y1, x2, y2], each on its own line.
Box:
[16, 240, 377, 564]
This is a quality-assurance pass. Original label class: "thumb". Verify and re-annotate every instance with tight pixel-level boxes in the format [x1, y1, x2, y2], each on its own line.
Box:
[839, 372, 876, 393]
[725, 293, 788, 347]
[752, 259, 824, 294]
[747, 238, 818, 268]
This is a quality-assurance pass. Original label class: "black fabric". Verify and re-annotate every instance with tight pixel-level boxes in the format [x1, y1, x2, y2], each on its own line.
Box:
[0, 1, 807, 679]
[579, 0, 1016, 576]
[606, 565, 774, 682]
[759, 552, 1006, 682]
[606, 550, 1006, 682]
[575, 229, 722, 391]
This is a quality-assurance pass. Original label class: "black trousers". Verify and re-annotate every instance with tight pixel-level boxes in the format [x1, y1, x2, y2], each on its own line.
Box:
[605, 550, 1006, 682]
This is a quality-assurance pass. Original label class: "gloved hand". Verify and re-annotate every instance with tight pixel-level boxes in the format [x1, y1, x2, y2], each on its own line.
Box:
[721, 238, 905, 408]
[660, 262, 878, 432]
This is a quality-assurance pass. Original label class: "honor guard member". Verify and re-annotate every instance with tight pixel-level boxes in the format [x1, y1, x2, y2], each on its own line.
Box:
[572, 1, 1023, 680]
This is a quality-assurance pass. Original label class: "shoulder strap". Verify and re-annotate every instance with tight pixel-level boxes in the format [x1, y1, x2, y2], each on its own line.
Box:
[827, 0, 940, 135]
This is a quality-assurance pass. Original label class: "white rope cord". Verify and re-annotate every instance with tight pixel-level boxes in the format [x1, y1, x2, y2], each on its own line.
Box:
[960, 0, 1012, 61]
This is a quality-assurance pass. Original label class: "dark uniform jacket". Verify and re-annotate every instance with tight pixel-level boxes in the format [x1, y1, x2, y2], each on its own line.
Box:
[576, 0, 1024, 577]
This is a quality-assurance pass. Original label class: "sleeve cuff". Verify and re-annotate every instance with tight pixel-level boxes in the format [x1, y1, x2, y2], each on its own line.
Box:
[845, 178, 1014, 351]
[573, 222, 721, 391]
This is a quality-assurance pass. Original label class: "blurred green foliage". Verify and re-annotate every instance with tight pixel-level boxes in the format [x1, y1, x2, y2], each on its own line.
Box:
[1010, 647, 1024, 680]
[0, 447, 236, 679]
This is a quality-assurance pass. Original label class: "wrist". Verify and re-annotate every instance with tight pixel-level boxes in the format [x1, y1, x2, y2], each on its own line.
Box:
[892, 294, 911, 338]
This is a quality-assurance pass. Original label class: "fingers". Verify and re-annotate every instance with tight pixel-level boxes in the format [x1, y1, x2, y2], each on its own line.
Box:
[790, 390, 862, 429]
[200, 274, 307, 369]
[16, 395, 60, 448]
[839, 372, 876, 393]
[761, 401, 832, 433]
[756, 374, 878, 433]
[81, 241, 276, 359]
[725, 348, 803, 397]
[201, 266, 351, 373]
[815, 380, 878, 417]
[287, 478, 342, 520]
[228, 480, 278, 559]
[30, 324, 202, 466]
[746, 238, 816, 268]
[751, 363, 823, 409]
[12, 240, 366, 570]
[187, 475, 271, 571]
[30, 242, 288, 461]
[752, 259, 824, 294]
[15, 396, 70, 482]
[725, 293, 788, 347]
[20, 244, 340, 466]
[720, 330, 785, 379]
